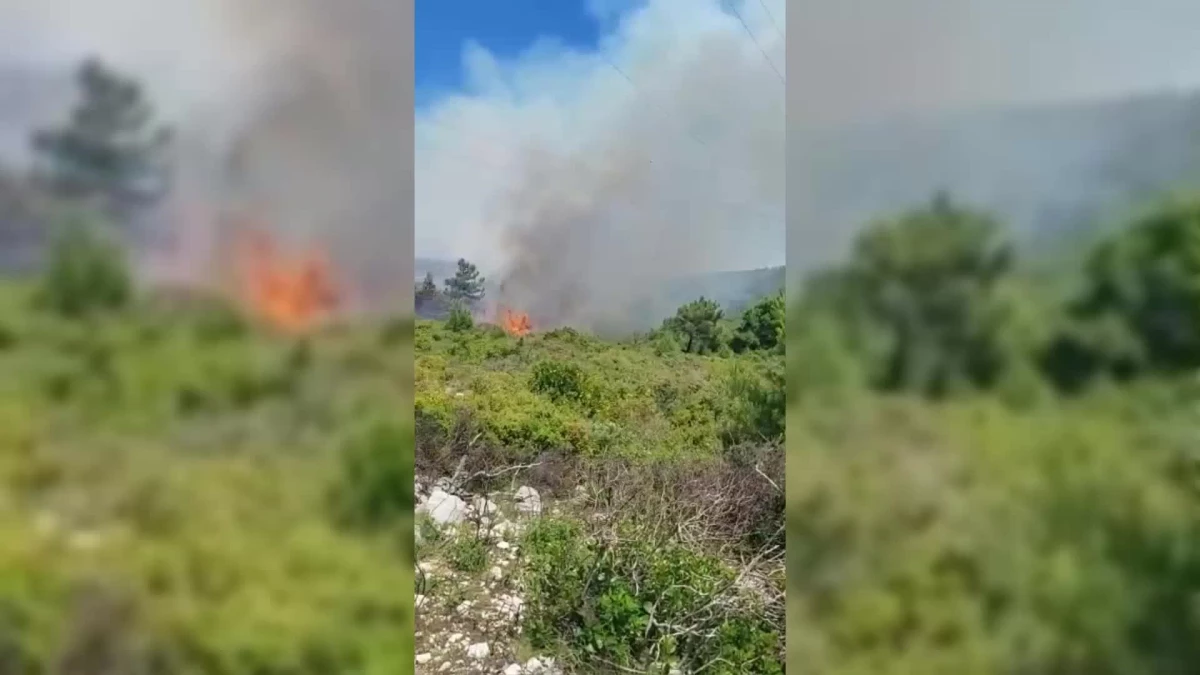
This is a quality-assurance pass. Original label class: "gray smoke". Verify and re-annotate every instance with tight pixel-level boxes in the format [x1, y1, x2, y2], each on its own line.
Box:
[415, 0, 786, 331]
[786, 0, 1200, 282]
[0, 0, 415, 313]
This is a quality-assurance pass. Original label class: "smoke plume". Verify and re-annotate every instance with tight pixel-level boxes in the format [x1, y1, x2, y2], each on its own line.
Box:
[0, 0, 416, 313]
[415, 0, 786, 331]
[785, 0, 1200, 278]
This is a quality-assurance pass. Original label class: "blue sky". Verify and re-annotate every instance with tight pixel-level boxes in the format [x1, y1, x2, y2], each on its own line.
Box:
[415, 0, 609, 108]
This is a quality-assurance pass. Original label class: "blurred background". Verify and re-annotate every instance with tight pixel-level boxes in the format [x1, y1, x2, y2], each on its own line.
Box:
[0, 1, 416, 672]
[787, 2, 1200, 673]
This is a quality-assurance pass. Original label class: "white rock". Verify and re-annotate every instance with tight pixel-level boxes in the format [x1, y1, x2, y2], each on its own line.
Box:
[465, 642, 490, 659]
[473, 496, 498, 514]
[419, 488, 467, 525]
[496, 540, 511, 550]
[503, 664, 523, 675]
[415, 653, 432, 664]
[448, 632, 463, 644]
[490, 565, 504, 580]
[438, 662, 451, 672]
[514, 486, 542, 514]
[525, 657, 543, 672]
[496, 594, 524, 618]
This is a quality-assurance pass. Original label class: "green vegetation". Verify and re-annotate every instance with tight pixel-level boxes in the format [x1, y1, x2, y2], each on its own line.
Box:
[522, 517, 782, 675]
[415, 308, 783, 463]
[445, 301, 474, 332]
[33, 214, 132, 318]
[442, 258, 486, 305]
[787, 191, 1200, 673]
[0, 212, 416, 672]
[414, 281, 785, 671]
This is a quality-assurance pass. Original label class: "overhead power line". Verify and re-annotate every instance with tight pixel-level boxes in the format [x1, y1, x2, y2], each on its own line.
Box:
[726, 0, 785, 85]
[756, 0, 784, 42]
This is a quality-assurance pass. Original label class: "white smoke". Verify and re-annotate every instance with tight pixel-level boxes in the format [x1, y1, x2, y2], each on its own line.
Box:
[415, 0, 786, 329]
[786, 0, 1200, 275]
[0, 0, 416, 312]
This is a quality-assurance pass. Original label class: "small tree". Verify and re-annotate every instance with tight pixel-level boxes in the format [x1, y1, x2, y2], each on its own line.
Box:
[35, 213, 132, 318]
[446, 301, 474, 332]
[31, 57, 171, 217]
[1044, 197, 1200, 386]
[664, 297, 725, 354]
[415, 272, 445, 317]
[731, 291, 785, 353]
[443, 259, 485, 304]
[822, 192, 1016, 396]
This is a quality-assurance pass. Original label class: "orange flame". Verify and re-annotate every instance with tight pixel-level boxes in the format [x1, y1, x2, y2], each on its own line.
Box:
[501, 307, 533, 337]
[235, 228, 340, 333]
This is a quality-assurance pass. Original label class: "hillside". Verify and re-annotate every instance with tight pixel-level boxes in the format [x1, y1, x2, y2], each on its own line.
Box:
[413, 315, 784, 673]
[782, 188, 1200, 673]
[0, 279, 418, 672]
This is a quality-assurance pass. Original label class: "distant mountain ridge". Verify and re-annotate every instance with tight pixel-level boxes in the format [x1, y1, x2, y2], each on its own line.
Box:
[416, 257, 783, 319]
[798, 89, 1200, 266]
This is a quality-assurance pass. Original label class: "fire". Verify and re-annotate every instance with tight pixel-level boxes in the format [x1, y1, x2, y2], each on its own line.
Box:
[235, 228, 340, 333]
[501, 307, 533, 337]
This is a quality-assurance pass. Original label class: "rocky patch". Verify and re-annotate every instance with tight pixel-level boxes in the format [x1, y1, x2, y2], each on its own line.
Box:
[415, 478, 562, 674]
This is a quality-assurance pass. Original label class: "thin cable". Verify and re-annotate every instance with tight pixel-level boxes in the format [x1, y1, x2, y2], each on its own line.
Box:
[755, 0, 784, 42]
[726, 0, 785, 85]
[598, 51, 716, 152]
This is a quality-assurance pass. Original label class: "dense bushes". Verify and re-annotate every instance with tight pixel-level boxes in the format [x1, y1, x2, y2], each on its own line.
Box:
[783, 191, 1200, 673]
[0, 277, 417, 673]
[786, 393, 1200, 674]
[330, 420, 415, 531]
[414, 320, 784, 461]
[34, 215, 132, 318]
[522, 516, 783, 674]
[794, 192, 1200, 400]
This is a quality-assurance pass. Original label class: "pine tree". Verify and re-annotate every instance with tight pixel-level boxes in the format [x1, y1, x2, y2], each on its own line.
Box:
[31, 57, 172, 217]
[415, 272, 444, 316]
[443, 259, 485, 304]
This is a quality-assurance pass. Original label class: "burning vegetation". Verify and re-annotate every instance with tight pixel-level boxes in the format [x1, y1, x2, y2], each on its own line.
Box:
[500, 306, 532, 336]
[234, 227, 341, 333]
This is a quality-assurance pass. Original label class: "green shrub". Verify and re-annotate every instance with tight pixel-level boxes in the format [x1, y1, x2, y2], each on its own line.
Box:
[192, 300, 249, 343]
[34, 216, 132, 319]
[722, 359, 785, 445]
[529, 360, 589, 404]
[416, 514, 443, 547]
[329, 421, 414, 530]
[0, 321, 16, 351]
[522, 517, 782, 673]
[379, 316, 414, 346]
[662, 297, 726, 355]
[446, 531, 489, 573]
[731, 291, 785, 353]
[446, 303, 474, 332]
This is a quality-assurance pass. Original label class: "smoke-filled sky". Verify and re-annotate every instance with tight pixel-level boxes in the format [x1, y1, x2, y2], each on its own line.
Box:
[4, 1, 1200, 321]
[0, 0, 416, 311]
[415, 0, 785, 328]
[785, 0, 1200, 274]
[787, 0, 1200, 129]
